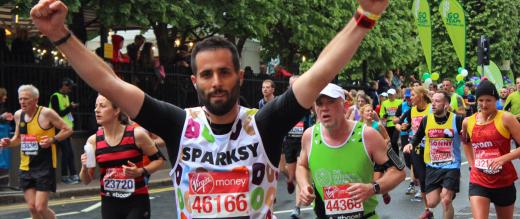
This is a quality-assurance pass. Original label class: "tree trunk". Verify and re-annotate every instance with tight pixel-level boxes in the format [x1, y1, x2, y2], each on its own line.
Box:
[70, 4, 87, 44]
[153, 22, 174, 66]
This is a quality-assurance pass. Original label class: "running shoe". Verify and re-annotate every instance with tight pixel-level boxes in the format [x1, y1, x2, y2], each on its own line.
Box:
[411, 191, 422, 202]
[383, 193, 391, 204]
[418, 209, 434, 219]
[406, 183, 416, 195]
[290, 207, 300, 219]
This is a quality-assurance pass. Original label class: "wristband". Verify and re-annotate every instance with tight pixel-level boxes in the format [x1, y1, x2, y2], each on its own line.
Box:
[141, 167, 150, 177]
[354, 8, 379, 29]
[52, 31, 72, 46]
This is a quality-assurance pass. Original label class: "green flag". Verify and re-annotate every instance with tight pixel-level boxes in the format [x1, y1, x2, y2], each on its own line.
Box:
[439, 0, 466, 68]
[478, 61, 504, 91]
[413, 0, 432, 73]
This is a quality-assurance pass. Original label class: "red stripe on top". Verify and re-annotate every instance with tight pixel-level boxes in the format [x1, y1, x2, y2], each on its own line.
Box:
[96, 150, 142, 164]
[120, 136, 135, 145]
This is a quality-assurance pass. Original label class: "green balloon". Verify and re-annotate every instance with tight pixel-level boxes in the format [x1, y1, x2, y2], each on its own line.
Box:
[431, 72, 440, 81]
[422, 72, 431, 81]
[457, 67, 463, 74]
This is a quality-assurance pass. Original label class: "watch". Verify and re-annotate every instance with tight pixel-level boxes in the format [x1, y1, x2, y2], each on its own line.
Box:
[372, 181, 381, 194]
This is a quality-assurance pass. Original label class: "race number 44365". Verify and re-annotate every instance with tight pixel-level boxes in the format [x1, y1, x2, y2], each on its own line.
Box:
[189, 171, 249, 218]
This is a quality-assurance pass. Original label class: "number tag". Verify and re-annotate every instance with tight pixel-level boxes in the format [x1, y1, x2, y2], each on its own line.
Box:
[429, 139, 454, 164]
[288, 121, 305, 138]
[103, 168, 135, 195]
[322, 184, 364, 218]
[21, 135, 39, 156]
[188, 171, 250, 218]
[474, 148, 502, 174]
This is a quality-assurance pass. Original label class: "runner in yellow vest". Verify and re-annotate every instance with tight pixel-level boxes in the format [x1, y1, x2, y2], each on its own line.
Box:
[49, 78, 80, 184]
[0, 85, 72, 219]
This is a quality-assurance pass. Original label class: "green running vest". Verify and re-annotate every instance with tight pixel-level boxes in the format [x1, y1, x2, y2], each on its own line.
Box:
[309, 121, 378, 219]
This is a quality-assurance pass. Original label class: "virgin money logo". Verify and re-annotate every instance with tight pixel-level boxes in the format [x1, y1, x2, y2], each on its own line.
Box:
[324, 186, 339, 199]
[191, 173, 214, 194]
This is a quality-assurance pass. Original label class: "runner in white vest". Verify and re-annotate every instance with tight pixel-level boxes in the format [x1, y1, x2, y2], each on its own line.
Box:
[31, 0, 390, 217]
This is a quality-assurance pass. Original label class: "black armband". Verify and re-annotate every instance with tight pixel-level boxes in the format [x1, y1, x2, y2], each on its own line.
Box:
[384, 147, 405, 170]
[148, 150, 166, 161]
[373, 164, 385, 173]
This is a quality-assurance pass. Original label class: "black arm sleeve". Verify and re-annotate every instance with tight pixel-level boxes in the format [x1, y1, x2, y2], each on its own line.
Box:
[410, 116, 428, 146]
[395, 105, 403, 117]
[255, 88, 309, 165]
[504, 101, 512, 112]
[134, 94, 187, 166]
[455, 115, 463, 134]
[50, 95, 71, 117]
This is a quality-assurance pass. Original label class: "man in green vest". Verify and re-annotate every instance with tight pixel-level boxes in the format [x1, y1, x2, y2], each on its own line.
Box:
[504, 77, 520, 118]
[442, 79, 465, 117]
[297, 83, 405, 219]
[49, 78, 79, 184]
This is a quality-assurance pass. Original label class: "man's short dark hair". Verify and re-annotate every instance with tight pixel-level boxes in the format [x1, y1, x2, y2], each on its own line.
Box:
[436, 90, 451, 103]
[191, 36, 240, 75]
[135, 35, 145, 41]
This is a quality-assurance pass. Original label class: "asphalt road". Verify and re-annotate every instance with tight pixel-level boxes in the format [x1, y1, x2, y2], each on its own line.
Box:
[1, 159, 520, 219]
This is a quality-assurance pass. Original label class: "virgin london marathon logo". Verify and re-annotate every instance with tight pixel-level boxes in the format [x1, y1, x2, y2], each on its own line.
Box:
[191, 173, 215, 194]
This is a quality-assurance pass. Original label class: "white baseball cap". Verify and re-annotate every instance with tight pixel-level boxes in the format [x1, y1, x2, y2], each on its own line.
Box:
[381, 92, 388, 97]
[387, 89, 396, 95]
[319, 83, 345, 100]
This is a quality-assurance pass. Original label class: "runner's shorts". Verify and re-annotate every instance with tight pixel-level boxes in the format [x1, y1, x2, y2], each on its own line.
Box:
[283, 137, 301, 163]
[469, 183, 516, 207]
[20, 170, 56, 192]
[101, 195, 151, 219]
[425, 167, 460, 194]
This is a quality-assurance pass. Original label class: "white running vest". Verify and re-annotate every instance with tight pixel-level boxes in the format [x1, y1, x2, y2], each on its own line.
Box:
[171, 107, 278, 219]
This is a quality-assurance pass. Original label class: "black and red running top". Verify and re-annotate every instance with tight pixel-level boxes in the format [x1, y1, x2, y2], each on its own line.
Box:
[95, 125, 148, 198]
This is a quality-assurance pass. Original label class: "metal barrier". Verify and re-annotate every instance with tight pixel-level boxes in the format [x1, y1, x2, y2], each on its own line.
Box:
[0, 63, 289, 132]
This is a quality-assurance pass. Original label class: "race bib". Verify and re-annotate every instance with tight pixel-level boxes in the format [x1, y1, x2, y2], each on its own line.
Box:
[474, 147, 502, 174]
[322, 184, 364, 218]
[21, 135, 39, 156]
[103, 168, 135, 198]
[387, 107, 398, 117]
[288, 121, 304, 138]
[189, 171, 250, 218]
[429, 139, 454, 164]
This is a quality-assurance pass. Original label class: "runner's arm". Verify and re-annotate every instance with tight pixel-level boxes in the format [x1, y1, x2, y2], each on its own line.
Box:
[296, 128, 315, 206]
[290, 2, 389, 109]
[80, 135, 96, 184]
[461, 118, 474, 167]
[135, 127, 165, 176]
[31, 1, 145, 118]
[345, 106, 354, 120]
[44, 107, 73, 141]
[0, 110, 21, 147]
[256, 88, 309, 165]
[494, 112, 520, 164]
[364, 127, 405, 194]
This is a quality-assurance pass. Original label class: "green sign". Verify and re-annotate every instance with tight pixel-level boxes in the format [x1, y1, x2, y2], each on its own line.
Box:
[440, 0, 466, 68]
[477, 61, 504, 91]
[413, 0, 432, 73]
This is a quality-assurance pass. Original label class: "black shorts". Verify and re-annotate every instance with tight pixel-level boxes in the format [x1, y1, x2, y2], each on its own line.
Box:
[425, 167, 460, 194]
[20, 170, 56, 192]
[283, 137, 301, 164]
[101, 195, 151, 219]
[469, 183, 516, 207]
[411, 146, 426, 192]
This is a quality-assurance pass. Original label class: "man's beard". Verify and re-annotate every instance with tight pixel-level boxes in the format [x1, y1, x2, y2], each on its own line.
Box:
[197, 80, 240, 116]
